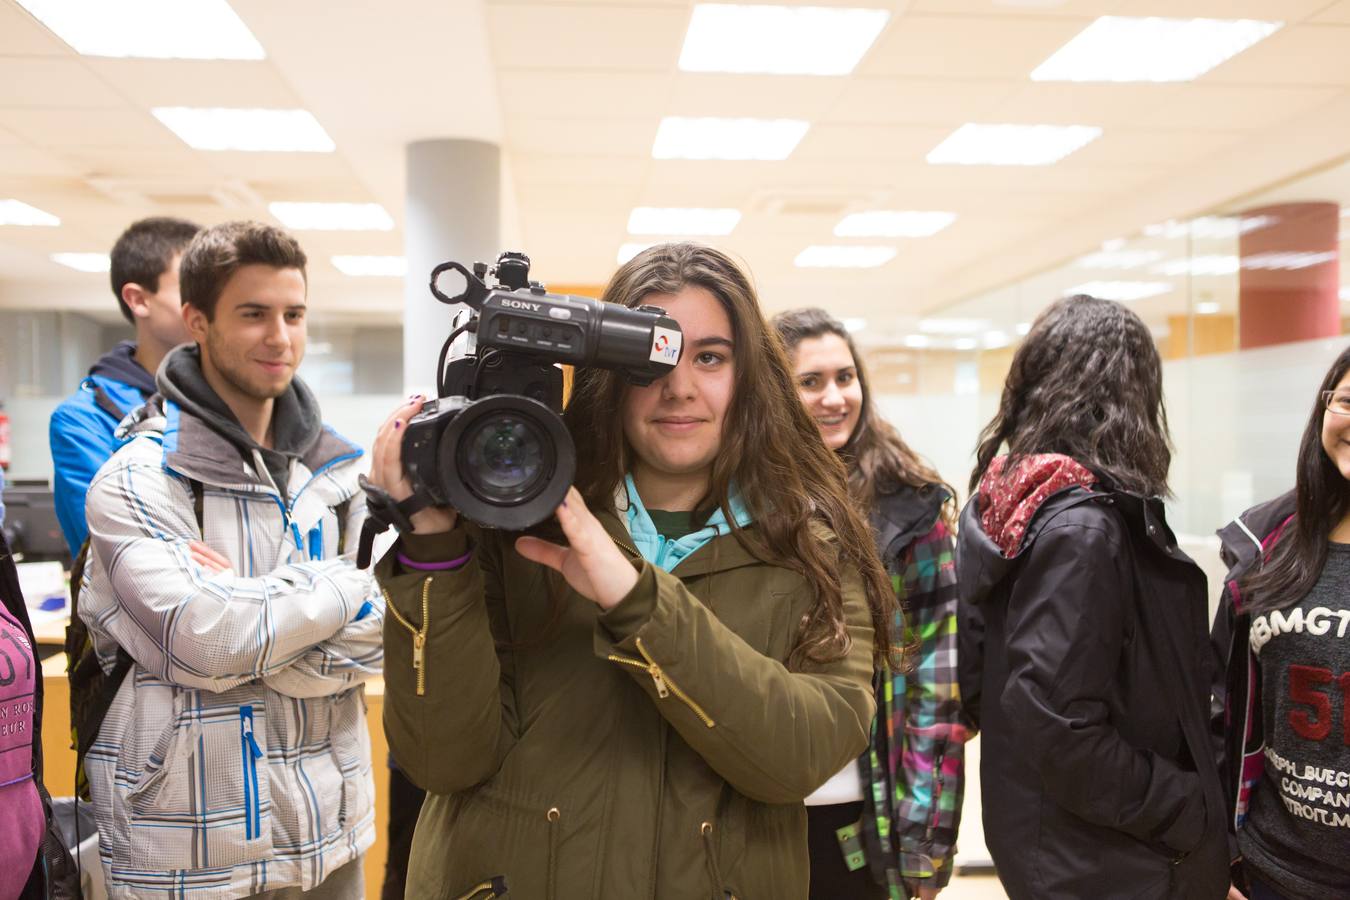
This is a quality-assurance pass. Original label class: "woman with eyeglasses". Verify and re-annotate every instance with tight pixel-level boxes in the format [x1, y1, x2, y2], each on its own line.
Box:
[1212, 346, 1350, 900]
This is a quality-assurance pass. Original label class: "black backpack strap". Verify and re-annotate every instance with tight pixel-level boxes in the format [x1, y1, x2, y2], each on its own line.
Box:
[189, 477, 205, 532]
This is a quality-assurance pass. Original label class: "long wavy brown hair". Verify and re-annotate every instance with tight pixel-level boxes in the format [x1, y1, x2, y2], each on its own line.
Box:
[772, 307, 954, 522]
[565, 242, 897, 669]
[969, 294, 1172, 496]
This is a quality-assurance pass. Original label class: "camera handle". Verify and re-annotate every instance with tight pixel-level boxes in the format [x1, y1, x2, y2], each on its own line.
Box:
[429, 261, 490, 309]
[354, 474, 434, 568]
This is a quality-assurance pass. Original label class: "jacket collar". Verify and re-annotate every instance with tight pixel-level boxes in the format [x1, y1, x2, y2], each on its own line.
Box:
[621, 473, 754, 573]
[597, 508, 765, 577]
[870, 482, 951, 563]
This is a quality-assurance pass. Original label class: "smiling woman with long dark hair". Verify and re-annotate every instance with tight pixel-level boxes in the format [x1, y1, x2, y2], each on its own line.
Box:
[1213, 345, 1350, 900]
[958, 294, 1229, 900]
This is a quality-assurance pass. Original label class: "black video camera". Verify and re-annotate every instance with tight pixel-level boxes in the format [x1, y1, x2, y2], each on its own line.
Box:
[388, 251, 683, 538]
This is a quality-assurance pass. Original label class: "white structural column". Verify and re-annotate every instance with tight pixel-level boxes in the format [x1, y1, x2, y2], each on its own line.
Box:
[403, 139, 501, 394]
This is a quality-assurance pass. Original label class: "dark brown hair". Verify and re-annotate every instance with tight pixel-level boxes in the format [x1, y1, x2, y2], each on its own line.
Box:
[970, 294, 1172, 496]
[179, 220, 307, 320]
[110, 216, 201, 323]
[1240, 345, 1350, 615]
[773, 306, 954, 521]
[565, 242, 897, 669]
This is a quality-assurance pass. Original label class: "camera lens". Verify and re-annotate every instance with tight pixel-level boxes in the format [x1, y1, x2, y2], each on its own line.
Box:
[459, 413, 547, 501]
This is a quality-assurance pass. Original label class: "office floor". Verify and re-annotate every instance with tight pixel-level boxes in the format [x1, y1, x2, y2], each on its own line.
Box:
[943, 875, 1008, 899]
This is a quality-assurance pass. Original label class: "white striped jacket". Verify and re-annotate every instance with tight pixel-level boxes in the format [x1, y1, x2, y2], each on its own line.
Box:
[80, 399, 383, 899]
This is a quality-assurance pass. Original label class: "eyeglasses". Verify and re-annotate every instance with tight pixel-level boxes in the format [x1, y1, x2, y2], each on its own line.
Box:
[1323, 391, 1350, 417]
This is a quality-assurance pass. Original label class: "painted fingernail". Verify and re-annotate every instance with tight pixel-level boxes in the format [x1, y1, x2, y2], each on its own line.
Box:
[561, 496, 568, 508]
[394, 421, 402, 429]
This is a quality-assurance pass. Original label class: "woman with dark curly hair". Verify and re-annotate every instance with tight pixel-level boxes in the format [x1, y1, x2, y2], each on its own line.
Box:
[774, 307, 969, 900]
[957, 294, 1228, 899]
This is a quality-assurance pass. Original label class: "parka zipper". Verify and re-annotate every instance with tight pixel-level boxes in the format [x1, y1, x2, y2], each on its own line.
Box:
[608, 637, 715, 727]
[450, 876, 509, 900]
[240, 706, 263, 840]
[546, 806, 562, 900]
[383, 578, 431, 695]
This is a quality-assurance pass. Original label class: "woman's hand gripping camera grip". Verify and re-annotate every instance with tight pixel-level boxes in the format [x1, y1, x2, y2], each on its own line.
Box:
[372, 396, 458, 535]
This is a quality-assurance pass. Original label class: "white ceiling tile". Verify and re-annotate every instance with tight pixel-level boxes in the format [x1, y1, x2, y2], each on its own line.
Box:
[506, 117, 658, 157]
[0, 144, 79, 176]
[488, 6, 689, 71]
[794, 123, 953, 162]
[3, 108, 182, 148]
[497, 71, 671, 119]
[825, 78, 1016, 125]
[1202, 25, 1350, 86]
[510, 154, 650, 186]
[81, 59, 302, 108]
[666, 75, 846, 120]
[1310, 1, 1350, 24]
[0, 58, 126, 108]
[906, 0, 1114, 14]
[1137, 85, 1342, 130]
[1064, 129, 1246, 166]
[861, 15, 1086, 78]
[991, 83, 1185, 128]
[0, 3, 69, 55]
[1113, 0, 1328, 21]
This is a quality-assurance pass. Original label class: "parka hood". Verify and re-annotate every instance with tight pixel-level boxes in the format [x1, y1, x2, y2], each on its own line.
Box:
[870, 481, 951, 564]
[956, 453, 1098, 607]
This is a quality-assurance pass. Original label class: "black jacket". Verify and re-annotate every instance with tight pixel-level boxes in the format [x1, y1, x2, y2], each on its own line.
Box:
[957, 485, 1229, 900]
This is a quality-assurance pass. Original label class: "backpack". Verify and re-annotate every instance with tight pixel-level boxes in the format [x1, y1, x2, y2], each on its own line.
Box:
[64, 478, 204, 801]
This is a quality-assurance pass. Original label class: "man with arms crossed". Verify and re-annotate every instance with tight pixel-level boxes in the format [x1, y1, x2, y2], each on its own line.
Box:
[80, 221, 382, 899]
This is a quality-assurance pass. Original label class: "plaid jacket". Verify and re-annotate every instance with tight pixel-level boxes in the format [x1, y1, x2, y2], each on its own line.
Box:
[80, 398, 383, 899]
[860, 486, 971, 895]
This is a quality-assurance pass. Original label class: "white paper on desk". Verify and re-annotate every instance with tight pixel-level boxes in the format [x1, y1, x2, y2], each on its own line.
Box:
[16, 560, 69, 611]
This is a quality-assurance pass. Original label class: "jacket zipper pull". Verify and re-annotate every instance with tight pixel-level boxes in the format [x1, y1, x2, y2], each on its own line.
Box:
[412, 632, 426, 696]
[648, 663, 670, 698]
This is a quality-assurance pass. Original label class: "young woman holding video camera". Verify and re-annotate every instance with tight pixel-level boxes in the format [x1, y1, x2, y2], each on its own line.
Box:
[774, 307, 967, 900]
[369, 242, 896, 900]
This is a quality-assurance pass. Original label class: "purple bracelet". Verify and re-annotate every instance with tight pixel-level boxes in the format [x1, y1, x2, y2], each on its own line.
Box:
[397, 550, 473, 572]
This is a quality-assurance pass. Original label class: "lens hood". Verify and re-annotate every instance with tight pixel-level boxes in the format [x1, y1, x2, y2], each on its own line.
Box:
[437, 392, 576, 531]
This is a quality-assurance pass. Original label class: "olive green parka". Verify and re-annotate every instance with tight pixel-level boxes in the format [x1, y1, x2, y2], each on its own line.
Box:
[377, 511, 876, 900]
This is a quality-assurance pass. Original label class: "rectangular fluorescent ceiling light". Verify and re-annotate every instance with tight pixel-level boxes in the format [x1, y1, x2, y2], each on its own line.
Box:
[1067, 280, 1172, 302]
[269, 202, 393, 231]
[1031, 16, 1282, 83]
[1153, 255, 1239, 276]
[1196, 301, 1221, 315]
[679, 5, 889, 75]
[919, 317, 990, 335]
[51, 252, 110, 272]
[795, 245, 895, 268]
[331, 255, 406, 277]
[0, 199, 60, 226]
[1076, 249, 1163, 269]
[927, 124, 1101, 166]
[653, 117, 809, 160]
[834, 210, 956, 238]
[627, 207, 741, 236]
[153, 108, 335, 152]
[1144, 215, 1275, 240]
[17, 0, 265, 59]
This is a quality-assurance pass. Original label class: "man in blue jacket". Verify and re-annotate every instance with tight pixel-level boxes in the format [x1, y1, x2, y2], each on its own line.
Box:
[49, 216, 200, 555]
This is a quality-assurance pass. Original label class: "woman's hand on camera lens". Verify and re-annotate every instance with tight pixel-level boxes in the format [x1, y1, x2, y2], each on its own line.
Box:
[515, 487, 638, 609]
[372, 395, 457, 534]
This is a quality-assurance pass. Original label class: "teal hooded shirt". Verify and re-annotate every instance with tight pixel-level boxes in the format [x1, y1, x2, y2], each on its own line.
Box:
[623, 473, 753, 572]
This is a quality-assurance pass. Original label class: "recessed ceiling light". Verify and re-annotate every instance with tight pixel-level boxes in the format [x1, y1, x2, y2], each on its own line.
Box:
[794, 245, 896, 268]
[627, 207, 741, 236]
[834, 210, 956, 238]
[51, 252, 110, 272]
[953, 337, 978, 351]
[1031, 16, 1282, 83]
[0, 199, 60, 227]
[842, 317, 867, 333]
[331, 255, 406, 277]
[153, 108, 336, 152]
[1067, 280, 1172, 301]
[17, 0, 265, 59]
[1341, 287, 1350, 301]
[269, 202, 393, 231]
[926, 123, 1101, 166]
[1015, 322, 1032, 335]
[679, 4, 889, 76]
[1243, 251, 1336, 271]
[903, 334, 930, 348]
[618, 243, 656, 265]
[653, 117, 809, 161]
[1144, 215, 1275, 240]
[1076, 249, 1163, 270]
[1195, 300, 1221, 315]
[984, 331, 1011, 349]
